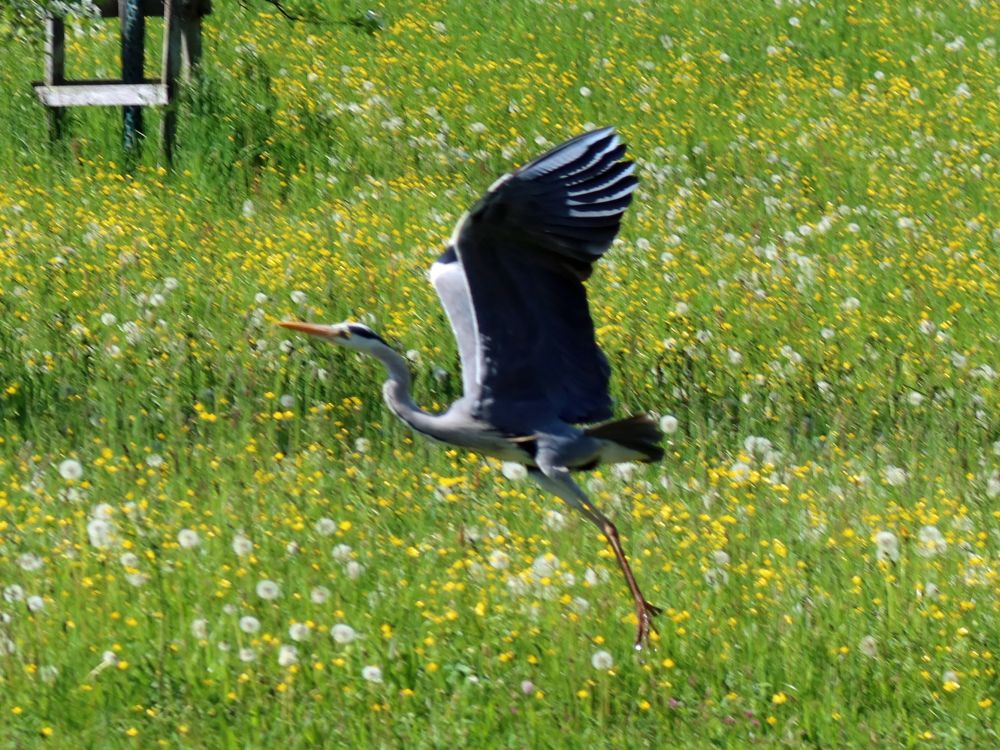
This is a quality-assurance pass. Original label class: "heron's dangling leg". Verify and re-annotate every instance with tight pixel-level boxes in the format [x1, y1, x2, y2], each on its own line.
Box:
[531, 465, 661, 650]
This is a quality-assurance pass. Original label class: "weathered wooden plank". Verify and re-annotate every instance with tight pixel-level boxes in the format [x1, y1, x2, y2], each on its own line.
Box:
[34, 82, 168, 108]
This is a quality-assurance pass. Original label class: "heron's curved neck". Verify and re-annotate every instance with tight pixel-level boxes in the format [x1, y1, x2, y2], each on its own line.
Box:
[368, 345, 441, 436]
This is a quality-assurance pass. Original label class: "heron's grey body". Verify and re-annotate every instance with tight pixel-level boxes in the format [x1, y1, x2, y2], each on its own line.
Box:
[280, 128, 664, 647]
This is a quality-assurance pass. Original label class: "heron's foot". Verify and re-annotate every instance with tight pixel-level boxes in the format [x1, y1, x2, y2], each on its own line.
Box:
[633, 600, 662, 651]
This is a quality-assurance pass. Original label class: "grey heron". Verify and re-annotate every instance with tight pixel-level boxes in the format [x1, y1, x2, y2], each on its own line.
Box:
[280, 128, 664, 648]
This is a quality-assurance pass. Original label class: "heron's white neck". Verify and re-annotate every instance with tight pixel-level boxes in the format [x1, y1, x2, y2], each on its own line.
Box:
[367, 344, 442, 437]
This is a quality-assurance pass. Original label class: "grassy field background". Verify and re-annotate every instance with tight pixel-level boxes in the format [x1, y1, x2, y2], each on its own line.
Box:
[0, 0, 997, 746]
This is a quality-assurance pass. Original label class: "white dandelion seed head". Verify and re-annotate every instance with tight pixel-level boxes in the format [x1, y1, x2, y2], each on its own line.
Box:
[3, 585, 25, 604]
[712, 550, 731, 566]
[100, 312, 117, 326]
[239, 647, 257, 663]
[345, 561, 365, 580]
[314, 517, 337, 536]
[501, 462, 527, 481]
[884, 465, 907, 487]
[191, 618, 208, 639]
[145, 453, 164, 468]
[543, 510, 566, 531]
[101, 650, 118, 666]
[290, 290, 306, 305]
[278, 645, 298, 667]
[288, 622, 311, 642]
[659, 414, 679, 434]
[875, 530, 900, 562]
[987, 477, 1000, 499]
[354, 437, 370, 453]
[916, 525, 947, 557]
[330, 623, 357, 644]
[310, 586, 330, 604]
[86, 518, 114, 549]
[177, 529, 200, 549]
[17, 553, 43, 572]
[256, 579, 280, 601]
[232, 533, 253, 557]
[531, 554, 559, 579]
[591, 650, 614, 670]
[612, 462, 638, 481]
[488, 550, 510, 570]
[331, 543, 353, 562]
[859, 635, 878, 659]
[58, 459, 83, 481]
[239, 616, 261, 634]
[362, 665, 383, 683]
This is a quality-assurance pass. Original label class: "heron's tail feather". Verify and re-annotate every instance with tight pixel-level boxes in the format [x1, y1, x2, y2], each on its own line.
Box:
[585, 414, 664, 463]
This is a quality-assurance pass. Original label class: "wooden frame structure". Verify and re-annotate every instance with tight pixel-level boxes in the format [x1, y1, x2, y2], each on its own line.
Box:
[33, 0, 211, 161]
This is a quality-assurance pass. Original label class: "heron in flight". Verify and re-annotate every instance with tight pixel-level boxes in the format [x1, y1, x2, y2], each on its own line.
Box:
[280, 128, 664, 647]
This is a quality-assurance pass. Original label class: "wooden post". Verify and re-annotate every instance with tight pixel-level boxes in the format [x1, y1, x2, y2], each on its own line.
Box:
[44, 15, 66, 141]
[120, 0, 146, 155]
[161, 0, 179, 162]
[179, 0, 205, 75]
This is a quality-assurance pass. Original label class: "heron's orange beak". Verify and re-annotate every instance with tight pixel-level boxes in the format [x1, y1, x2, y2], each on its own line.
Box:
[277, 321, 344, 338]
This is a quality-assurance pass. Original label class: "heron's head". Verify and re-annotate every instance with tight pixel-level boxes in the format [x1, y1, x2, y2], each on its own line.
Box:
[278, 321, 389, 352]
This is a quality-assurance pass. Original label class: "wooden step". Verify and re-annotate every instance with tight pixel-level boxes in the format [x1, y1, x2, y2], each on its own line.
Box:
[33, 80, 168, 108]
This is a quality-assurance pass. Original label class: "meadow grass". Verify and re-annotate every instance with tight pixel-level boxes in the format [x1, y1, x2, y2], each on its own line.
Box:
[0, 0, 997, 747]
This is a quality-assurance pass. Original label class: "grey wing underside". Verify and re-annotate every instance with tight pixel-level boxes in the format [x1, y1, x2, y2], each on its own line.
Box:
[430, 127, 638, 433]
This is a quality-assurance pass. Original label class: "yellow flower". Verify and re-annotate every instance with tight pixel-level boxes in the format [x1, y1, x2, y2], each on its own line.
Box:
[772, 691, 788, 705]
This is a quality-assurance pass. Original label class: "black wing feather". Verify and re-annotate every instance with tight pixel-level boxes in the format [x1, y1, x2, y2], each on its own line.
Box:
[451, 128, 637, 429]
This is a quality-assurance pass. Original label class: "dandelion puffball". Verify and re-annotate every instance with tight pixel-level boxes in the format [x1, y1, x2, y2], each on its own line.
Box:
[256, 579, 280, 600]
[330, 623, 357, 644]
[58, 459, 83, 481]
[591, 650, 614, 670]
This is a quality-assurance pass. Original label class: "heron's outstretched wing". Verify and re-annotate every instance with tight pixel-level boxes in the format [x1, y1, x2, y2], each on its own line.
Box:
[448, 127, 638, 431]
